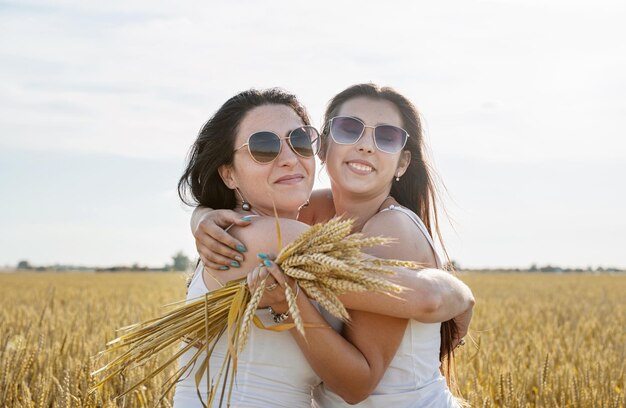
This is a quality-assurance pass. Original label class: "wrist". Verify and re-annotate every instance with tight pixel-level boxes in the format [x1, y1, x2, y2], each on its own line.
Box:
[268, 305, 290, 323]
[268, 300, 289, 314]
[267, 282, 301, 322]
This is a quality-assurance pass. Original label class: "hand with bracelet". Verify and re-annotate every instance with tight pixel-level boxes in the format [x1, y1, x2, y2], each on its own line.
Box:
[246, 254, 299, 323]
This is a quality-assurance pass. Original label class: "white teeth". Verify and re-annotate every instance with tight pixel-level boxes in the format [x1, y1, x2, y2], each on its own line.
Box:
[348, 162, 373, 172]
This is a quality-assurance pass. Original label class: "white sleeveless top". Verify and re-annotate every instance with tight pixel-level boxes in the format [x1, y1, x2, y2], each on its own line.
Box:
[312, 205, 460, 408]
[172, 264, 321, 407]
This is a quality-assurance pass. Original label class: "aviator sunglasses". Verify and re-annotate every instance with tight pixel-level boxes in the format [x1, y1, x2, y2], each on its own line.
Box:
[329, 116, 410, 154]
[234, 125, 320, 164]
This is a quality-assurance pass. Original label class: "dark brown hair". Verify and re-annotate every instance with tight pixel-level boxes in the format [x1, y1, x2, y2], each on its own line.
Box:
[321, 83, 459, 381]
[178, 88, 311, 209]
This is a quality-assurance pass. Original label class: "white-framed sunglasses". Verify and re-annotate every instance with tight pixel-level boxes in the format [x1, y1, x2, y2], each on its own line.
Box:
[329, 116, 409, 154]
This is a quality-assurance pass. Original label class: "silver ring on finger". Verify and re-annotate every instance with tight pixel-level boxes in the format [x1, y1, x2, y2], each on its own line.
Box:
[266, 283, 279, 292]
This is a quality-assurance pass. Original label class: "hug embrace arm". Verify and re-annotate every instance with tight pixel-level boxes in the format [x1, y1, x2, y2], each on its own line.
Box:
[210, 211, 475, 403]
[191, 207, 475, 323]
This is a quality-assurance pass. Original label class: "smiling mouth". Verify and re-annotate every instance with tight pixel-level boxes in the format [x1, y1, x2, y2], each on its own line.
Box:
[275, 175, 304, 184]
[347, 162, 374, 173]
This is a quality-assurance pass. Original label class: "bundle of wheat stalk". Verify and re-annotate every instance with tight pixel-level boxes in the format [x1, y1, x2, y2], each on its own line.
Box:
[91, 217, 417, 407]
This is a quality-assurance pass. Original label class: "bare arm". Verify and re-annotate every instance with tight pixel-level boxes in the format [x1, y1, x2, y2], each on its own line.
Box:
[339, 267, 474, 323]
[293, 290, 407, 403]
[256, 261, 407, 404]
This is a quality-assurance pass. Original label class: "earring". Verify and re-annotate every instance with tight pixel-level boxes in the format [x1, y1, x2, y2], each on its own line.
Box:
[235, 188, 252, 211]
[395, 172, 401, 182]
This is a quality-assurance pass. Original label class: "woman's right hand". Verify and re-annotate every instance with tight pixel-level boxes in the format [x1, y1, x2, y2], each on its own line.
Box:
[246, 255, 290, 312]
[191, 207, 253, 270]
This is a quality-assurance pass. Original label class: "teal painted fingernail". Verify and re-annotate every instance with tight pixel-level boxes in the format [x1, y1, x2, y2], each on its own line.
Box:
[241, 216, 253, 221]
[230, 261, 240, 268]
[236, 244, 247, 253]
[257, 253, 268, 259]
[263, 260, 273, 267]
[219, 266, 229, 270]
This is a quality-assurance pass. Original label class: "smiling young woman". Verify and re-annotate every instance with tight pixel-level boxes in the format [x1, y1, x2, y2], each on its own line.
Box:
[321, 96, 412, 228]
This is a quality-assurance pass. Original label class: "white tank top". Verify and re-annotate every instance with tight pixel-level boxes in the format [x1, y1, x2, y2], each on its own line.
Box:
[312, 205, 460, 408]
[173, 264, 321, 407]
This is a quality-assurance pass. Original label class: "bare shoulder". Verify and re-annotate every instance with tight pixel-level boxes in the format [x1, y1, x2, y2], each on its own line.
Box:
[231, 217, 309, 250]
[298, 188, 335, 225]
[361, 209, 437, 266]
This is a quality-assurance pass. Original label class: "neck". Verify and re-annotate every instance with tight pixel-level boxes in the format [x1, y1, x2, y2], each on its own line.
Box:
[331, 185, 393, 232]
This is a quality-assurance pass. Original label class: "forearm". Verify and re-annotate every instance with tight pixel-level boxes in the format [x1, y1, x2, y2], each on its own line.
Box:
[190, 206, 211, 233]
[403, 268, 475, 322]
[288, 295, 382, 403]
[338, 267, 474, 323]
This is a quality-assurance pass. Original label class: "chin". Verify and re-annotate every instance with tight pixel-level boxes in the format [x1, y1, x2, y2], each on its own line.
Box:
[288, 194, 310, 208]
[338, 178, 376, 195]
[269, 190, 309, 210]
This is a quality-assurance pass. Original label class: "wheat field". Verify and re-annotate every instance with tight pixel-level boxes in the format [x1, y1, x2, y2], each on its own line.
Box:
[0, 272, 624, 407]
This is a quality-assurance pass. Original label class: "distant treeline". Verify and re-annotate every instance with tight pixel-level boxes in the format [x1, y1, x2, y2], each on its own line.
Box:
[13, 263, 174, 272]
[452, 264, 624, 273]
[9, 259, 624, 273]
[13, 251, 193, 272]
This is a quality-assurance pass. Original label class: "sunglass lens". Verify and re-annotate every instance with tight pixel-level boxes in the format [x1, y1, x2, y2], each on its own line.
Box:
[290, 127, 319, 157]
[375, 125, 407, 153]
[248, 132, 280, 163]
[331, 117, 364, 144]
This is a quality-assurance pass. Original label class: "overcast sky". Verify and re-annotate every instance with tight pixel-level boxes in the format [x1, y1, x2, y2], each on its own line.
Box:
[1, 0, 624, 269]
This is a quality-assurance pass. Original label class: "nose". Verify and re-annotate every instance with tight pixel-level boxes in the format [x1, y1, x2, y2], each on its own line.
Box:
[275, 138, 299, 167]
[355, 126, 375, 154]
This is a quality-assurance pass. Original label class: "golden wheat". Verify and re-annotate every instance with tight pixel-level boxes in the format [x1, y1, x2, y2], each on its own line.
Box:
[0, 272, 624, 407]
